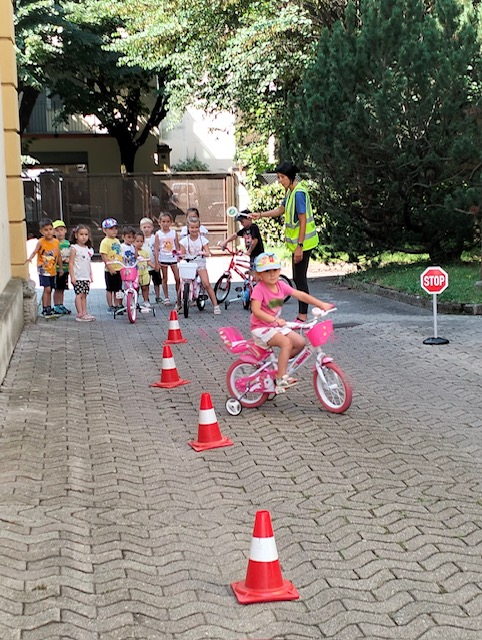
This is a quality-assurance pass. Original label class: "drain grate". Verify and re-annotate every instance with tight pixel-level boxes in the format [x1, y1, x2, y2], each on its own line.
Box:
[333, 322, 361, 329]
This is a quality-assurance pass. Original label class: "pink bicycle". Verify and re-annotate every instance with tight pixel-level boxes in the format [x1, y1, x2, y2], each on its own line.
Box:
[107, 258, 155, 323]
[218, 309, 352, 415]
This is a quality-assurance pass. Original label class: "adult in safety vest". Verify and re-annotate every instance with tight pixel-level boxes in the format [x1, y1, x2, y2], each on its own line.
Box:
[251, 161, 319, 322]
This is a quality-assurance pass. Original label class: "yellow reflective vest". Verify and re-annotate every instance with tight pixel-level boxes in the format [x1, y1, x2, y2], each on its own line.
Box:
[284, 181, 318, 252]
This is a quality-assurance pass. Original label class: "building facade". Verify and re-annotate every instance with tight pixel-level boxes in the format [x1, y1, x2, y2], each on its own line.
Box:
[0, 0, 32, 384]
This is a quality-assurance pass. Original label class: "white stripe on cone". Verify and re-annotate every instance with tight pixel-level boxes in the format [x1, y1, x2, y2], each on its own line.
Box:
[249, 536, 279, 563]
[199, 408, 217, 424]
[169, 319, 180, 329]
[162, 357, 176, 369]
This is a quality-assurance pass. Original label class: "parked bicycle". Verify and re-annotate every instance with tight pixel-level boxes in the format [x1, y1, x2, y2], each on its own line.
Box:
[218, 308, 352, 415]
[215, 245, 294, 310]
[178, 257, 208, 318]
[107, 258, 155, 323]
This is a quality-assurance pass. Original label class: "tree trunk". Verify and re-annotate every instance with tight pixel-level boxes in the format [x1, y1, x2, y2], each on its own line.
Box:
[18, 85, 40, 134]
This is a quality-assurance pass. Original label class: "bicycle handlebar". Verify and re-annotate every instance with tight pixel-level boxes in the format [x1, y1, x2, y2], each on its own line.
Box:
[217, 242, 245, 257]
[106, 258, 149, 267]
[285, 307, 336, 330]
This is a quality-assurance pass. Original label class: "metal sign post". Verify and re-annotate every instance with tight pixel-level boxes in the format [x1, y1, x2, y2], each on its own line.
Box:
[420, 267, 449, 345]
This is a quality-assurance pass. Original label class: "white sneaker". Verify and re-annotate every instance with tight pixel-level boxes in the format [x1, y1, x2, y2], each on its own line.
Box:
[213, 305, 221, 315]
[142, 301, 151, 308]
[275, 375, 298, 394]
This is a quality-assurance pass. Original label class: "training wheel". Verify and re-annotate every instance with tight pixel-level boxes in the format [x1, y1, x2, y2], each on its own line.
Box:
[226, 397, 242, 416]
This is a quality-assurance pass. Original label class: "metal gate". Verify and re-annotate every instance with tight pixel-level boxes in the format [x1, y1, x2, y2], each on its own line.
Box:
[22, 171, 238, 250]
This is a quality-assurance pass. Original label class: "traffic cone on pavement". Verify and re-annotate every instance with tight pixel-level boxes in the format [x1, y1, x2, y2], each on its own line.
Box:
[164, 310, 188, 344]
[231, 510, 299, 604]
[189, 393, 233, 451]
[150, 344, 190, 388]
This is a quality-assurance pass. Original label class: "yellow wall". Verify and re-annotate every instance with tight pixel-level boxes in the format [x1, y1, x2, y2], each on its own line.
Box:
[25, 131, 160, 174]
[1, 0, 27, 280]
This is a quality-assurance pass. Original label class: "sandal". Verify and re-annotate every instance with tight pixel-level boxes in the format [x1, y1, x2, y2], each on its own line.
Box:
[164, 298, 172, 306]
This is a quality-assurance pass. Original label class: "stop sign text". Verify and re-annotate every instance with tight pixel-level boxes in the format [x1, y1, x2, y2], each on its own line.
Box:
[420, 267, 449, 294]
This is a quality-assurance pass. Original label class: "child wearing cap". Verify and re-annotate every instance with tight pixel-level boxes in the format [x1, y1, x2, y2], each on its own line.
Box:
[250, 252, 333, 392]
[52, 219, 72, 315]
[219, 209, 264, 270]
[99, 218, 123, 314]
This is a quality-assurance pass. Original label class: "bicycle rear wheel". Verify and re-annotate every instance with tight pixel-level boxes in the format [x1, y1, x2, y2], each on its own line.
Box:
[183, 282, 190, 318]
[126, 290, 137, 323]
[196, 282, 206, 311]
[214, 274, 231, 303]
[227, 360, 269, 408]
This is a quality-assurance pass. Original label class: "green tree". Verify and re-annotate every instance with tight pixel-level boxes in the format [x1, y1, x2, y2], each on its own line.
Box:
[15, 0, 169, 173]
[14, 0, 66, 132]
[101, 0, 346, 157]
[288, 0, 482, 262]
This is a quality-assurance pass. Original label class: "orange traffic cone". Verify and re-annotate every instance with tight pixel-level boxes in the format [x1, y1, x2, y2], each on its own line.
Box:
[164, 310, 188, 344]
[231, 510, 299, 604]
[150, 344, 190, 388]
[189, 393, 233, 451]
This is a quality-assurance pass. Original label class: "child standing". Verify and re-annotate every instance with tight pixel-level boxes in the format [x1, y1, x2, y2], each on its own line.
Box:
[99, 217, 123, 314]
[134, 231, 155, 308]
[28, 217, 63, 318]
[220, 209, 264, 270]
[250, 252, 333, 392]
[180, 207, 208, 238]
[69, 224, 95, 322]
[179, 217, 221, 315]
[140, 217, 161, 303]
[154, 212, 181, 308]
[52, 219, 72, 315]
[120, 226, 137, 266]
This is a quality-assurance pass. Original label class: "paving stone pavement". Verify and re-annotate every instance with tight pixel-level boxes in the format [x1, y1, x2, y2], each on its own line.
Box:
[1, 263, 482, 639]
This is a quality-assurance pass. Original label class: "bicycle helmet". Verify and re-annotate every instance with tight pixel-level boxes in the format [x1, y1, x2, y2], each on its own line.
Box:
[102, 217, 118, 229]
[254, 252, 282, 272]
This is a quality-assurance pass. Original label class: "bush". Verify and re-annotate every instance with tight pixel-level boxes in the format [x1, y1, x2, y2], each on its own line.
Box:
[171, 154, 209, 171]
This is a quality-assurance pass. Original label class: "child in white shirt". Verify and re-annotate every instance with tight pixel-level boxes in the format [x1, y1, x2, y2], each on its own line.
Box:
[179, 217, 220, 315]
[154, 212, 181, 308]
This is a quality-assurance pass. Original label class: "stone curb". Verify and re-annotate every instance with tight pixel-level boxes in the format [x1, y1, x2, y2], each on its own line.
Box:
[341, 278, 482, 315]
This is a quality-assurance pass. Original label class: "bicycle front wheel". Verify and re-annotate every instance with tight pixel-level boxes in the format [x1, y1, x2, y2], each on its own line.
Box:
[127, 290, 137, 323]
[214, 274, 231, 303]
[279, 274, 294, 302]
[313, 362, 352, 413]
[227, 360, 269, 408]
[183, 282, 190, 318]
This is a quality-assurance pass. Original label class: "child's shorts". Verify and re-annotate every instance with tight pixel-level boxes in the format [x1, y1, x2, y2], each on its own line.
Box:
[105, 271, 122, 292]
[39, 275, 56, 288]
[54, 272, 69, 290]
[73, 280, 90, 295]
[251, 325, 292, 348]
[139, 271, 150, 287]
[149, 269, 162, 286]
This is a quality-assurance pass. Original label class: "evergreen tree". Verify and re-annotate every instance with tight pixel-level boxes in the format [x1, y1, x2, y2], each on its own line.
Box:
[288, 0, 482, 262]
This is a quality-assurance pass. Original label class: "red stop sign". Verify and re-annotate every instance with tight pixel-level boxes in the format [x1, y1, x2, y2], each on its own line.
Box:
[420, 266, 448, 294]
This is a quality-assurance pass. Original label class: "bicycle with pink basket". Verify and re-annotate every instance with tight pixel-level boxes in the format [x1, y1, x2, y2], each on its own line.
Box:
[107, 258, 155, 323]
[218, 308, 352, 415]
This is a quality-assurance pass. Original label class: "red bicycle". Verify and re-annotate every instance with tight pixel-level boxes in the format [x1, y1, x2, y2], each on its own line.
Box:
[214, 245, 294, 310]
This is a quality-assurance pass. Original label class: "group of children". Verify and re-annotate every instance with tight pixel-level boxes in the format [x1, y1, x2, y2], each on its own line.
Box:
[28, 207, 226, 320]
[28, 218, 94, 321]
[28, 208, 333, 393]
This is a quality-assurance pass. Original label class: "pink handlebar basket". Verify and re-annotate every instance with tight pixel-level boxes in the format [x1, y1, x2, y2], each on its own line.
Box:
[306, 319, 333, 347]
[120, 266, 139, 286]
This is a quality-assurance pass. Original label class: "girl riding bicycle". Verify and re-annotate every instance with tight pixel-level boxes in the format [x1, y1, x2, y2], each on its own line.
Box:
[179, 218, 221, 315]
[251, 252, 333, 392]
